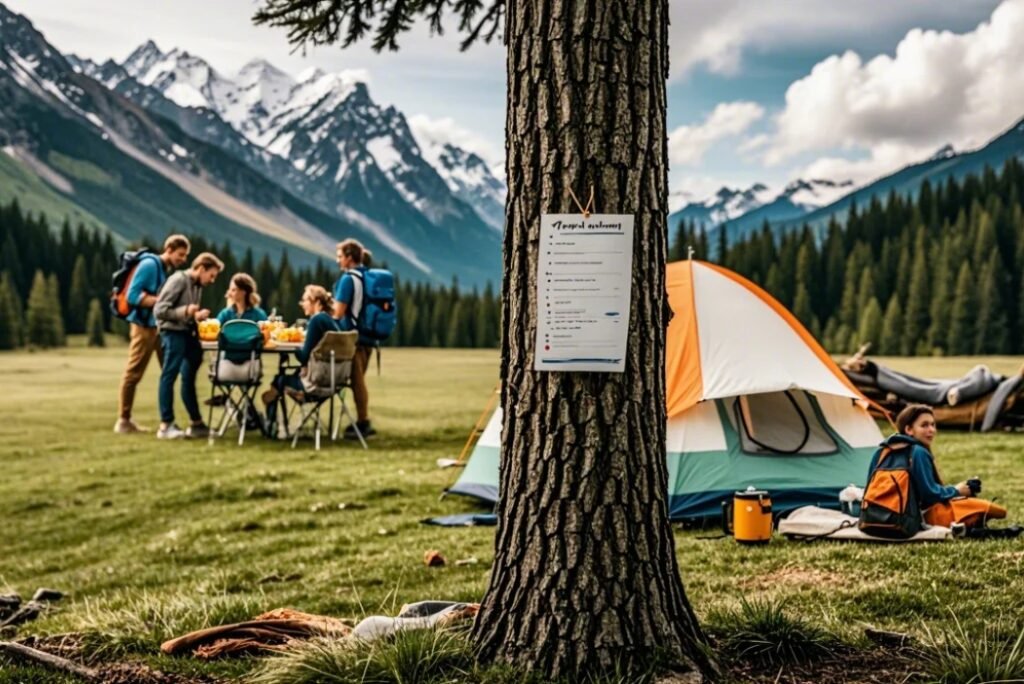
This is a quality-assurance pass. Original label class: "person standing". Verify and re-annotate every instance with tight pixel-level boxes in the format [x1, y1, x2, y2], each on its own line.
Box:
[115, 235, 190, 434]
[154, 252, 223, 440]
[216, 273, 268, 323]
[332, 239, 375, 439]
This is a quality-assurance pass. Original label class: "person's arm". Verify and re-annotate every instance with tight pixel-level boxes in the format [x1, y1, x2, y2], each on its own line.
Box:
[216, 307, 231, 324]
[332, 275, 352, 322]
[127, 258, 158, 309]
[295, 316, 319, 366]
[911, 447, 960, 503]
[253, 307, 268, 323]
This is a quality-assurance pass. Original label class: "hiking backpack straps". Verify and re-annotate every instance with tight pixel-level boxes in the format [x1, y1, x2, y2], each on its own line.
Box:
[858, 446, 924, 539]
[110, 248, 154, 319]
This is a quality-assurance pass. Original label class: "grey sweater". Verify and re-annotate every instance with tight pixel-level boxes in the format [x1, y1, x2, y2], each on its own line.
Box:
[154, 271, 202, 332]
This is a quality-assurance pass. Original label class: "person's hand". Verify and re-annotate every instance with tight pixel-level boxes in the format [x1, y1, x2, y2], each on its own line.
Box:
[955, 482, 972, 497]
[185, 303, 199, 317]
[195, 309, 211, 322]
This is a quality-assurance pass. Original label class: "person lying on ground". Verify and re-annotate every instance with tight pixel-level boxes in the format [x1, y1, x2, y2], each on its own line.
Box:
[262, 285, 340, 433]
[868, 403, 1007, 529]
[216, 273, 268, 324]
[154, 252, 223, 440]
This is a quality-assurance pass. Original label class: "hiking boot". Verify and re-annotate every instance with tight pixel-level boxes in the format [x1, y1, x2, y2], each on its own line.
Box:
[344, 421, 375, 440]
[204, 395, 228, 407]
[284, 387, 306, 403]
[114, 418, 149, 434]
[186, 424, 211, 439]
[261, 388, 279, 406]
[157, 424, 186, 440]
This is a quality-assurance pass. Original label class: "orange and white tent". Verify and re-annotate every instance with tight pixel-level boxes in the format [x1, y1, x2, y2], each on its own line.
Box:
[448, 260, 883, 520]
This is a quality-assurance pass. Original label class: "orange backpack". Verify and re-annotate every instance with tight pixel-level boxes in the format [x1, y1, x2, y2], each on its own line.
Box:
[858, 446, 923, 539]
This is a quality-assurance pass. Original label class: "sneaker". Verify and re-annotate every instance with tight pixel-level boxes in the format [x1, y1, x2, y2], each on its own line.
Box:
[261, 388, 279, 406]
[157, 424, 186, 440]
[284, 387, 306, 402]
[186, 424, 211, 439]
[344, 421, 376, 440]
[204, 395, 228, 407]
[114, 418, 149, 434]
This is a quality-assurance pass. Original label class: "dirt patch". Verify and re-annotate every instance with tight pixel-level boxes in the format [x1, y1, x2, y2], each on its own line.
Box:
[96, 662, 219, 684]
[741, 565, 845, 591]
[727, 647, 918, 684]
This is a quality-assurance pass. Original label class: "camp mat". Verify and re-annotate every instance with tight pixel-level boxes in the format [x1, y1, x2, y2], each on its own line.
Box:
[778, 506, 952, 542]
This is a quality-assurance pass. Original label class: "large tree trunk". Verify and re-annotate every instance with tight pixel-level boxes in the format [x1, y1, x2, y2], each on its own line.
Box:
[472, 0, 715, 679]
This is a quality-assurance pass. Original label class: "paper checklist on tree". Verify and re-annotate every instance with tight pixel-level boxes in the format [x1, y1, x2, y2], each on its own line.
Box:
[534, 214, 634, 373]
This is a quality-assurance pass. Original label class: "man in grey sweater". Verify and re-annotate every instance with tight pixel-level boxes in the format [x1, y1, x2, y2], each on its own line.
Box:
[154, 252, 223, 439]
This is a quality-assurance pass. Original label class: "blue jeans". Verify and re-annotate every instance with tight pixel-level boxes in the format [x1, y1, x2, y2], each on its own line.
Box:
[265, 371, 303, 426]
[159, 330, 203, 425]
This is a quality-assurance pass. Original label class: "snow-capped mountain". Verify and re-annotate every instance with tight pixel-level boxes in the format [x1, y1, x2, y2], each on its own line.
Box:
[111, 40, 501, 260]
[671, 183, 774, 227]
[780, 178, 856, 210]
[414, 134, 506, 231]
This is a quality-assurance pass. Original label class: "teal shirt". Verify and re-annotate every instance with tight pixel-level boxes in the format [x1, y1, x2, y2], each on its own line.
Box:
[216, 305, 268, 324]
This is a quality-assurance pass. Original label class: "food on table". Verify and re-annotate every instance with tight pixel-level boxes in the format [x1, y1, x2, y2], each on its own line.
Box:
[272, 327, 304, 343]
[198, 320, 221, 341]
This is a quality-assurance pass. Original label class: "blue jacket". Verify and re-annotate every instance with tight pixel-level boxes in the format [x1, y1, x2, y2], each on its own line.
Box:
[295, 312, 340, 366]
[867, 434, 959, 508]
[216, 306, 268, 324]
[126, 254, 168, 328]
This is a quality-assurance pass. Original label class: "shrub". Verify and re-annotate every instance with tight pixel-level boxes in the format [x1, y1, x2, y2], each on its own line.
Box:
[919, 614, 1024, 684]
[707, 598, 839, 666]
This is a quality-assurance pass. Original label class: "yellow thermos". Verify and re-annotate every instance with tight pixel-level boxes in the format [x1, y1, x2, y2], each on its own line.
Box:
[721, 487, 773, 544]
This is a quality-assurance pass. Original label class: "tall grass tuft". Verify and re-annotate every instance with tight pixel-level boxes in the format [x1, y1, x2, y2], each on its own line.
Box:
[707, 597, 839, 666]
[250, 628, 476, 684]
[918, 614, 1024, 684]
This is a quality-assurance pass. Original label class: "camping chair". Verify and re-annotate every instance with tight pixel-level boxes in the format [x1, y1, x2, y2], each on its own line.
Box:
[286, 330, 366, 450]
[207, 319, 264, 446]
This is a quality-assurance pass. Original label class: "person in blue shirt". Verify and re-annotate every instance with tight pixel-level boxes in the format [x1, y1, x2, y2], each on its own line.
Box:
[262, 285, 340, 432]
[115, 234, 190, 435]
[332, 238, 376, 439]
[867, 404, 1006, 529]
[216, 273, 268, 324]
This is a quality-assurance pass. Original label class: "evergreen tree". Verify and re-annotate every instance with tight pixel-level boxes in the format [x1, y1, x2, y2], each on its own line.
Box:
[974, 249, 1007, 353]
[0, 273, 22, 349]
[26, 271, 56, 348]
[66, 255, 90, 334]
[880, 296, 904, 356]
[855, 265, 876, 328]
[857, 297, 883, 352]
[902, 240, 930, 355]
[47, 273, 66, 346]
[86, 298, 106, 347]
[792, 283, 815, 332]
[947, 262, 977, 355]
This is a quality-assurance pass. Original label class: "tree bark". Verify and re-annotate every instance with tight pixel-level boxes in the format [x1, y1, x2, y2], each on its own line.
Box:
[472, 0, 715, 679]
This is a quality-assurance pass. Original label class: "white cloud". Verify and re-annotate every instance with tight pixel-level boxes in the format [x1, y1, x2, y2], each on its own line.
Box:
[667, 1, 999, 79]
[407, 114, 502, 167]
[763, 0, 1024, 172]
[669, 102, 764, 166]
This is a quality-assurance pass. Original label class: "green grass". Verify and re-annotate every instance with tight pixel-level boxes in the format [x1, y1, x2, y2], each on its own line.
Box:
[0, 347, 1022, 682]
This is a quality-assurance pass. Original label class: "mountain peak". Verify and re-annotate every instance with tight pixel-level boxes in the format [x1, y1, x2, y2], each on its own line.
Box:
[930, 143, 957, 160]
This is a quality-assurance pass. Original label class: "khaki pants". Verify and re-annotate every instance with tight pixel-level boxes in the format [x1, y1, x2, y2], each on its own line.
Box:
[118, 324, 163, 420]
[351, 345, 372, 422]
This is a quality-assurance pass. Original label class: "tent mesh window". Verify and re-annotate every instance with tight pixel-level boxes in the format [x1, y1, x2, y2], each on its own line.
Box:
[730, 391, 838, 455]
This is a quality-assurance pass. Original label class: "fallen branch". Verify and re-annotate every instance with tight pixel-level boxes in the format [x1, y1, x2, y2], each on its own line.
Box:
[0, 641, 98, 681]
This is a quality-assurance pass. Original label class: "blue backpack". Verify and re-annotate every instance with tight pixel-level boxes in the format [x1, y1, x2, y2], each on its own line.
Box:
[349, 268, 398, 342]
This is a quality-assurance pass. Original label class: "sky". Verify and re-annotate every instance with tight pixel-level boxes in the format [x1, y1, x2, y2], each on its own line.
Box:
[7, 0, 1024, 209]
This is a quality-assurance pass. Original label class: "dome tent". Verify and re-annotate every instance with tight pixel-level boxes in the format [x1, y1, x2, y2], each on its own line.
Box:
[447, 260, 883, 520]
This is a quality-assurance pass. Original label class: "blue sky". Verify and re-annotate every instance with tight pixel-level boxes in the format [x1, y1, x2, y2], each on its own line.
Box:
[8, 0, 1023, 207]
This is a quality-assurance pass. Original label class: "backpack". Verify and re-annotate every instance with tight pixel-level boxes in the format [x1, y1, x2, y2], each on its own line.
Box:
[858, 445, 923, 539]
[110, 248, 153, 319]
[348, 268, 398, 342]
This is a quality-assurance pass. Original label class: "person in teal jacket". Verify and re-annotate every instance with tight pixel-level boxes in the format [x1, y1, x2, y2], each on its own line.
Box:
[867, 404, 972, 508]
[216, 273, 267, 324]
[262, 285, 340, 433]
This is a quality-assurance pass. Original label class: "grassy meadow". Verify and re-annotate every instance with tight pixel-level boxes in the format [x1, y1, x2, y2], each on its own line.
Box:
[1, 343, 1023, 682]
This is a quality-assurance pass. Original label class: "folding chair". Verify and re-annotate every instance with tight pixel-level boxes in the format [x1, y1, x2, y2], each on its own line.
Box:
[286, 330, 366, 450]
[207, 319, 264, 446]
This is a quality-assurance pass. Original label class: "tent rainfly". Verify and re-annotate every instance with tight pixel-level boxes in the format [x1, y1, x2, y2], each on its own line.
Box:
[447, 260, 884, 520]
